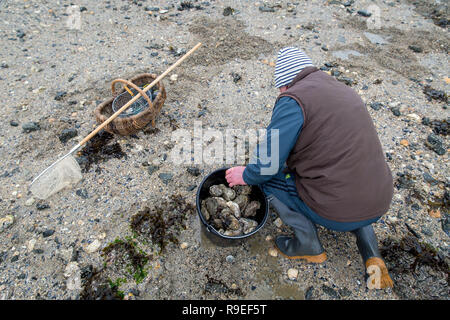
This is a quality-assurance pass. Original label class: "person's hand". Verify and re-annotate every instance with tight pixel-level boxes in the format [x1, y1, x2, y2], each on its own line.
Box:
[225, 166, 247, 187]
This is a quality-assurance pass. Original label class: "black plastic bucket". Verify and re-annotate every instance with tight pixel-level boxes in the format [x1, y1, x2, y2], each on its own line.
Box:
[196, 168, 269, 247]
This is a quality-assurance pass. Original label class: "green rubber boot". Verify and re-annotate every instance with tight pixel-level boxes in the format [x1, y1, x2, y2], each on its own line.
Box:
[269, 195, 326, 263]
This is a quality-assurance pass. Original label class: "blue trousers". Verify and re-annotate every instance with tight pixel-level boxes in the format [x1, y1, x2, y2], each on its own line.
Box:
[260, 170, 381, 232]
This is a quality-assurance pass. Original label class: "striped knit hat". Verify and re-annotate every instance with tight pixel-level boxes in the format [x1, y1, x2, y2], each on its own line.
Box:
[274, 47, 314, 88]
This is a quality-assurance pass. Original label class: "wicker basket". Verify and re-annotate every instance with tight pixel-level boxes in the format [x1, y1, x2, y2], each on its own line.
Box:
[94, 73, 166, 135]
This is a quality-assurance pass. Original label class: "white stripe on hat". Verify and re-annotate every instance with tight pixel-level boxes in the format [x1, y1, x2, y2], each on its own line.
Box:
[274, 47, 313, 88]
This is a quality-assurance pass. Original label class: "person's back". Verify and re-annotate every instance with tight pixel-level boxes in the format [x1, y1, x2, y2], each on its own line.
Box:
[279, 67, 393, 222]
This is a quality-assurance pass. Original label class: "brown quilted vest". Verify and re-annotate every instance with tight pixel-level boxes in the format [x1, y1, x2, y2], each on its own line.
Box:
[278, 67, 393, 222]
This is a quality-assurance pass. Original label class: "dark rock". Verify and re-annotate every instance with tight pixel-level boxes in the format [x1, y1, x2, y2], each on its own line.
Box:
[259, 6, 275, 13]
[386, 152, 393, 161]
[425, 133, 446, 155]
[408, 45, 423, 53]
[331, 70, 340, 77]
[71, 248, 79, 262]
[76, 189, 89, 199]
[80, 6, 87, 12]
[338, 287, 351, 297]
[405, 223, 421, 239]
[16, 30, 26, 39]
[10, 120, 19, 127]
[80, 264, 94, 280]
[230, 72, 241, 83]
[178, 1, 194, 11]
[370, 102, 383, 111]
[11, 255, 19, 262]
[421, 226, 433, 237]
[395, 172, 415, 190]
[36, 202, 50, 210]
[343, 0, 354, 7]
[337, 76, 355, 86]
[186, 167, 201, 176]
[145, 7, 160, 11]
[33, 249, 44, 254]
[357, 10, 371, 17]
[158, 173, 173, 184]
[147, 165, 159, 176]
[223, 6, 234, 16]
[305, 286, 314, 300]
[54, 91, 67, 101]
[42, 230, 55, 238]
[321, 284, 339, 299]
[423, 172, 438, 185]
[22, 122, 40, 133]
[422, 117, 431, 126]
[59, 128, 78, 144]
[390, 107, 401, 116]
[423, 86, 447, 103]
[0, 63, 8, 68]
[0, 252, 6, 264]
[442, 213, 450, 237]
[17, 273, 26, 279]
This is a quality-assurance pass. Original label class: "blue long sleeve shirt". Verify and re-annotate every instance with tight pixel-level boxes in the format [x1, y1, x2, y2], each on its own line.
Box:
[243, 96, 304, 185]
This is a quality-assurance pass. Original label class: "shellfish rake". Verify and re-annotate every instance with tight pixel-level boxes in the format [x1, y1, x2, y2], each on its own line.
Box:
[29, 43, 202, 199]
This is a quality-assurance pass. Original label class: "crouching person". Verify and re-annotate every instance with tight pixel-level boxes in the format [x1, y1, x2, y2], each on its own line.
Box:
[226, 47, 394, 289]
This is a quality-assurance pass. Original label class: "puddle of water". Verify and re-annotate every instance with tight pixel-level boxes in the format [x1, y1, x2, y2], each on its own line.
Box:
[246, 235, 305, 300]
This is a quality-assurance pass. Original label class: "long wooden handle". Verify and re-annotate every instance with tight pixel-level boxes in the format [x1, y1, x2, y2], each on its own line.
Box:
[79, 42, 202, 146]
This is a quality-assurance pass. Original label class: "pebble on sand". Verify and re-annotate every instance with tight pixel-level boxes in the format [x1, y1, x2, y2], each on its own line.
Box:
[268, 248, 278, 257]
[287, 268, 298, 280]
[274, 218, 283, 228]
[180, 242, 188, 249]
[0, 215, 14, 232]
[85, 239, 101, 253]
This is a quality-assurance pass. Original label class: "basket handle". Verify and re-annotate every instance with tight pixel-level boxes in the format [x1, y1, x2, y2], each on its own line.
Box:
[111, 78, 154, 115]
[79, 42, 202, 147]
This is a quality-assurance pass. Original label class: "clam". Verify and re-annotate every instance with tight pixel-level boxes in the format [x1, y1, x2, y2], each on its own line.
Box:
[201, 200, 210, 221]
[226, 201, 241, 218]
[219, 184, 236, 201]
[244, 201, 260, 217]
[240, 218, 258, 234]
[223, 227, 243, 237]
[233, 185, 252, 195]
[205, 198, 219, 215]
[209, 185, 223, 197]
[223, 213, 241, 230]
[211, 218, 224, 230]
[234, 194, 249, 211]
[213, 197, 227, 208]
